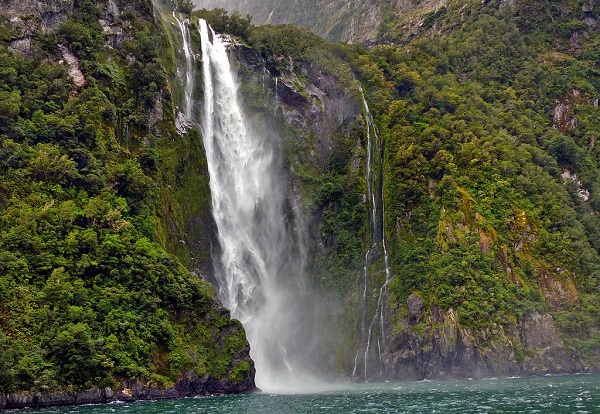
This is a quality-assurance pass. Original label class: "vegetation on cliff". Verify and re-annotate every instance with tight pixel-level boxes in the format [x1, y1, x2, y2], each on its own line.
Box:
[2, 0, 600, 393]
[199, 0, 600, 372]
[364, 0, 600, 363]
[0, 0, 253, 395]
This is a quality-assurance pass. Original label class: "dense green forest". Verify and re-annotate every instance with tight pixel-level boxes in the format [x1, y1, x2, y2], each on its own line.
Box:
[0, 0, 252, 394]
[201, 0, 600, 368]
[371, 0, 600, 358]
[2, 0, 600, 397]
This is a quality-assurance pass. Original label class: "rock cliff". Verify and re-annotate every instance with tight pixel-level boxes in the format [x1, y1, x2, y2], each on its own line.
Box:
[0, 0, 256, 405]
[386, 294, 583, 380]
[219, 6, 598, 380]
[3, 0, 599, 399]
[195, 0, 385, 43]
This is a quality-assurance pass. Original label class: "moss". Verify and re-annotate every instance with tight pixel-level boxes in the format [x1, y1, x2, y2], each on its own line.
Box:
[229, 361, 251, 382]
[514, 341, 525, 362]
[0, 0, 254, 394]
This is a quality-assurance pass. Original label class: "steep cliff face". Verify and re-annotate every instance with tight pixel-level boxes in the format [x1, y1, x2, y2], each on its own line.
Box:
[206, 0, 600, 380]
[0, 0, 255, 406]
[195, 0, 385, 43]
[233, 45, 360, 166]
[386, 295, 583, 380]
[193, 0, 472, 44]
[229, 33, 368, 374]
[3, 0, 73, 52]
[3, 0, 599, 400]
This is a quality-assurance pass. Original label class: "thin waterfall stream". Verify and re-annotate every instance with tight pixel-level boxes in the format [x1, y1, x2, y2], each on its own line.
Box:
[172, 12, 195, 120]
[352, 87, 391, 380]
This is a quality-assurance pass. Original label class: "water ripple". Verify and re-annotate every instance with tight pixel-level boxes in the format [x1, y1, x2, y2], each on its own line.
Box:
[14, 374, 600, 414]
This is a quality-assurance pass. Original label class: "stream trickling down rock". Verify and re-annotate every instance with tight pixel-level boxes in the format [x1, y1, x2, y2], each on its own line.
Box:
[352, 87, 391, 380]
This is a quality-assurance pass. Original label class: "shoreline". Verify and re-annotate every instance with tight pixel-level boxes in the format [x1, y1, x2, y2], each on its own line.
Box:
[0, 376, 258, 410]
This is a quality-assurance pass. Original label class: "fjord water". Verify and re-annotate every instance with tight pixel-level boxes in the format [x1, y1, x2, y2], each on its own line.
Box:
[17, 375, 600, 413]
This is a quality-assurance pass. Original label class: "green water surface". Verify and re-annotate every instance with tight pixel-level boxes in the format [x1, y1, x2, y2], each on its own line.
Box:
[11, 374, 600, 413]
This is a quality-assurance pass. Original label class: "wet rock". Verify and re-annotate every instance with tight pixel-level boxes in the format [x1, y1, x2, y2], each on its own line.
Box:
[2, 0, 73, 57]
[58, 44, 86, 89]
[176, 111, 194, 135]
[277, 77, 308, 107]
[521, 311, 583, 373]
[148, 93, 164, 127]
[407, 294, 424, 322]
[1, 375, 257, 409]
[1, 0, 73, 34]
[10, 37, 32, 55]
[232, 44, 360, 169]
[234, 45, 263, 69]
[266, 63, 281, 77]
[384, 306, 583, 381]
[561, 169, 590, 202]
[539, 267, 580, 309]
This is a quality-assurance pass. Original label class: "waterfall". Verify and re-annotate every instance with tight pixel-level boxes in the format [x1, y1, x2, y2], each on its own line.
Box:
[198, 18, 316, 392]
[352, 87, 391, 380]
[173, 12, 195, 120]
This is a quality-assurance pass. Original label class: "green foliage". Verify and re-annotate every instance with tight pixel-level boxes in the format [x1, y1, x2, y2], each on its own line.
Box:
[247, 24, 325, 59]
[245, 22, 358, 87]
[4, 0, 600, 389]
[343, 0, 600, 345]
[229, 360, 251, 382]
[194, 8, 253, 38]
[174, 0, 195, 15]
[0, 0, 250, 394]
[55, 20, 103, 60]
[232, 0, 598, 362]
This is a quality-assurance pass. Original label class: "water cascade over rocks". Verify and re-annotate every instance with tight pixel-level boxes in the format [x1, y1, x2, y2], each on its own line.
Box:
[197, 18, 321, 391]
[170, 10, 370, 388]
[352, 88, 391, 380]
[173, 12, 195, 120]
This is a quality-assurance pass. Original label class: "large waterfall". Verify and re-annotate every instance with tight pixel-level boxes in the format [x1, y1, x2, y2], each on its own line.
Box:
[352, 88, 390, 380]
[197, 19, 318, 391]
[170, 11, 377, 388]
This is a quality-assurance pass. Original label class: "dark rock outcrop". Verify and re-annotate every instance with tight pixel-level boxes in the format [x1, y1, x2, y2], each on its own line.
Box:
[385, 296, 584, 381]
[3, 0, 73, 56]
[0, 374, 257, 409]
[232, 44, 360, 167]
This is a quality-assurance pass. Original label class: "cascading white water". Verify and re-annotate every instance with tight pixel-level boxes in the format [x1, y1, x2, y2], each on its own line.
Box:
[173, 12, 195, 120]
[352, 87, 391, 380]
[198, 19, 315, 391]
